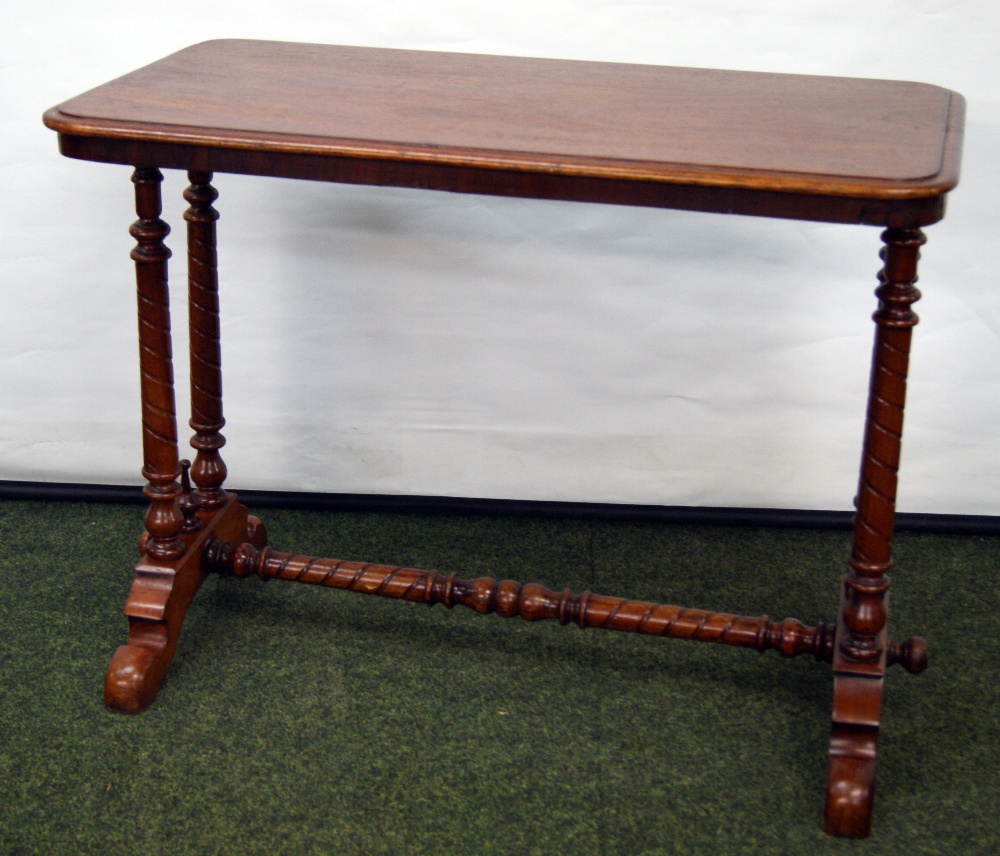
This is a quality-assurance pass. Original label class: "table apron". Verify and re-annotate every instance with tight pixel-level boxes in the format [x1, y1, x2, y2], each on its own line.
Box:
[56, 134, 947, 228]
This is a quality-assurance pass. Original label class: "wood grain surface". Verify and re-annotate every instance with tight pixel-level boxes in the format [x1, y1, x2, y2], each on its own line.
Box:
[44, 39, 964, 200]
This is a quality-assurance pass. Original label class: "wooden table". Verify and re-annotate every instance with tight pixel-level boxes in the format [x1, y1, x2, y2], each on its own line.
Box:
[44, 40, 965, 839]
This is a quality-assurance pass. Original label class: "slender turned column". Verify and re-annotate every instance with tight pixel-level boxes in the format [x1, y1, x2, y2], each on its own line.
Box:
[131, 167, 184, 561]
[840, 227, 924, 664]
[184, 170, 228, 510]
[824, 227, 926, 839]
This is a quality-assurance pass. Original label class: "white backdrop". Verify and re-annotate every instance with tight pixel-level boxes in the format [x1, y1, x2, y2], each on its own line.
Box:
[3, 1, 998, 513]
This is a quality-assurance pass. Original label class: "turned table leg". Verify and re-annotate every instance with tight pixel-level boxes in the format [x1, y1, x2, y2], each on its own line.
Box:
[184, 171, 229, 510]
[184, 170, 267, 549]
[824, 227, 927, 837]
[105, 167, 187, 711]
[131, 167, 185, 560]
[104, 168, 258, 713]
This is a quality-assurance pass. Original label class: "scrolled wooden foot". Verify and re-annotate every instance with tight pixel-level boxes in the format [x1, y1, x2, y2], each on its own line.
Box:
[825, 720, 879, 838]
[824, 596, 887, 837]
[105, 643, 163, 714]
[105, 495, 254, 713]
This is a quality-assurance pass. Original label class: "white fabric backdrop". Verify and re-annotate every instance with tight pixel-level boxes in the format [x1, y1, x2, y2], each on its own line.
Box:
[2, 1, 998, 513]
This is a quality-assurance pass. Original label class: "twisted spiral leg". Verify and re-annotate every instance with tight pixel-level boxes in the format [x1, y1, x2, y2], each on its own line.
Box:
[131, 167, 184, 561]
[184, 170, 228, 510]
[825, 227, 925, 838]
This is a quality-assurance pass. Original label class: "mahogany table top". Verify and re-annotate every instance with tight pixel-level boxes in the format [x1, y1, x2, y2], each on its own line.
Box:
[44, 40, 964, 225]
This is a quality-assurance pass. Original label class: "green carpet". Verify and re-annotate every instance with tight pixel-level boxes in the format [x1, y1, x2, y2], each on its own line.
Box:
[0, 500, 997, 854]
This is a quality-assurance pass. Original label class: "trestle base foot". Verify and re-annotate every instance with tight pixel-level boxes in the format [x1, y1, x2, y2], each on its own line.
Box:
[104, 495, 255, 714]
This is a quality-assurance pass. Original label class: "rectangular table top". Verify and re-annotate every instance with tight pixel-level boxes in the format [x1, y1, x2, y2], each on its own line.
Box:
[45, 40, 964, 225]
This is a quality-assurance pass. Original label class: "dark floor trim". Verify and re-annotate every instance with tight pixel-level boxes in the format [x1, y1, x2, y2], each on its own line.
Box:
[1, 480, 997, 536]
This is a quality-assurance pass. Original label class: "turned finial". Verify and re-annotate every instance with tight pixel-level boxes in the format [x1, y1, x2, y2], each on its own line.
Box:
[887, 636, 928, 674]
[177, 459, 202, 533]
